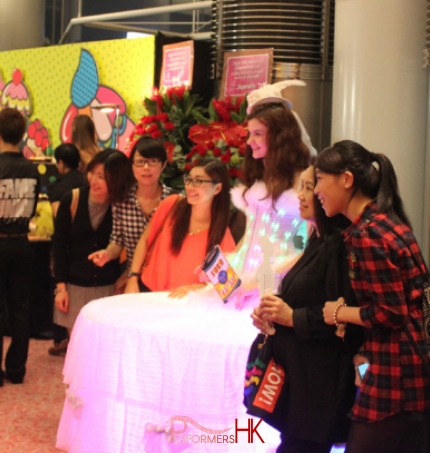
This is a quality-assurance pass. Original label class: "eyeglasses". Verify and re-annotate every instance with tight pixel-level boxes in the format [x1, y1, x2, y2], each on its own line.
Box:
[133, 158, 160, 167]
[183, 176, 218, 187]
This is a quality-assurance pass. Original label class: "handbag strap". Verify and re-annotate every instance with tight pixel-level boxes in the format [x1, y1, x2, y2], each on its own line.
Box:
[146, 195, 180, 258]
[70, 188, 79, 222]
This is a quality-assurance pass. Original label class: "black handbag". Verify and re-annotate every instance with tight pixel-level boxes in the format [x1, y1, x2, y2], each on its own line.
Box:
[243, 333, 288, 431]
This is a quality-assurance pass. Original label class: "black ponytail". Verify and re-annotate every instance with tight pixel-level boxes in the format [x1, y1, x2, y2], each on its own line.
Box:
[316, 140, 411, 228]
[373, 153, 411, 227]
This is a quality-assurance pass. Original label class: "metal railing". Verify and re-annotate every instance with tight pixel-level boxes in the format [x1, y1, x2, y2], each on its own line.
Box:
[59, 0, 212, 44]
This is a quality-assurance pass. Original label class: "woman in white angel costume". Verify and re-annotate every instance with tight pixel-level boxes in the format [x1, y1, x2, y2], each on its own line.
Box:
[228, 80, 314, 304]
[56, 81, 316, 453]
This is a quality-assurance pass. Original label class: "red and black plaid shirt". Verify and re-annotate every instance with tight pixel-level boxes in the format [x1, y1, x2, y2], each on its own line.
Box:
[343, 203, 430, 422]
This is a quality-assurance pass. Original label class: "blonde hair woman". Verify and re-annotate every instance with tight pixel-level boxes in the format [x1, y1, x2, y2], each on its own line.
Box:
[71, 114, 100, 170]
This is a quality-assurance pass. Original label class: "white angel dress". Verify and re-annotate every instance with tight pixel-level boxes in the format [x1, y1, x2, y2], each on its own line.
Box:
[230, 181, 308, 288]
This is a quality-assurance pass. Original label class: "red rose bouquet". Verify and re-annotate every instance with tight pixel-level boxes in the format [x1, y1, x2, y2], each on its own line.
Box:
[187, 96, 248, 186]
[128, 89, 248, 188]
[128, 86, 203, 187]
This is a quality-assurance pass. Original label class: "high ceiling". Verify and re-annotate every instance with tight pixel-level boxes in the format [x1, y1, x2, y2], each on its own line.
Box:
[45, 0, 212, 45]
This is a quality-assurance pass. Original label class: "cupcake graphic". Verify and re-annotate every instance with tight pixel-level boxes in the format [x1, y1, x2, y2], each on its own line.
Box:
[1, 68, 32, 116]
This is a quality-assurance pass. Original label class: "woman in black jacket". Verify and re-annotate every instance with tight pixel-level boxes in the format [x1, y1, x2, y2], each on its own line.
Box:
[53, 149, 132, 333]
[252, 165, 363, 453]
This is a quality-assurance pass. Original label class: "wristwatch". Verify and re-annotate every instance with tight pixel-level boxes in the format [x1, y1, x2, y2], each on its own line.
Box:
[127, 270, 140, 278]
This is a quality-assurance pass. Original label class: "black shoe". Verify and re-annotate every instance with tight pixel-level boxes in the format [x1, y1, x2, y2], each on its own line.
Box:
[48, 338, 68, 356]
[5, 373, 24, 384]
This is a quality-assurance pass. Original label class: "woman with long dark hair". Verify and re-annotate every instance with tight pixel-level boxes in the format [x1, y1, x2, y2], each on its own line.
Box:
[317, 140, 430, 453]
[125, 158, 235, 295]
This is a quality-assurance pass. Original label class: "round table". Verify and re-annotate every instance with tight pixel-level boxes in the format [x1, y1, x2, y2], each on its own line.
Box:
[55, 292, 280, 453]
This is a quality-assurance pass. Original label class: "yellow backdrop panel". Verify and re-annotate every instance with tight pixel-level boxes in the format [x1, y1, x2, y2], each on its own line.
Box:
[0, 37, 155, 151]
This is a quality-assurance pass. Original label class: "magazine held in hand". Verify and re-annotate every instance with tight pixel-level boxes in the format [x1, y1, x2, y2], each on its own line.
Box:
[201, 245, 241, 303]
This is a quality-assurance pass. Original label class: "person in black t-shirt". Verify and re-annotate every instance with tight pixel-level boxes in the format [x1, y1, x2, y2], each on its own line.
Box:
[47, 143, 87, 216]
[0, 108, 40, 386]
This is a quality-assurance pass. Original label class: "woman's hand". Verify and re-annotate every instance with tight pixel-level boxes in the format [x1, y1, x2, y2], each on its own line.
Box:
[168, 284, 206, 299]
[259, 294, 294, 327]
[251, 306, 267, 331]
[232, 280, 259, 310]
[194, 265, 209, 283]
[114, 272, 128, 295]
[88, 249, 110, 267]
[124, 277, 140, 294]
[55, 290, 69, 313]
[323, 297, 346, 325]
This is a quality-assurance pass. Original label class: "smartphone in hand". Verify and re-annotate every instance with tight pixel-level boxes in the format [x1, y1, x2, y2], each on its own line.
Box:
[356, 362, 369, 381]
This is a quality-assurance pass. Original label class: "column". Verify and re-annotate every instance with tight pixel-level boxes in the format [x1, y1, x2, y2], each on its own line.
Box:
[0, 0, 46, 50]
[331, 0, 428, 245]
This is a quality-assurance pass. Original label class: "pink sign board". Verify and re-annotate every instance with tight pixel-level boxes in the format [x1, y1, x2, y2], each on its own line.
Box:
[160, 41, 194, 89]
[222, 50, 273, 98]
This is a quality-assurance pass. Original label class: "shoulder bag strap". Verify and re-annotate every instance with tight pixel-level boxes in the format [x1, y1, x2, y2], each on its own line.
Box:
[144, 196, 181, 265]
[70, 188, 79, 222]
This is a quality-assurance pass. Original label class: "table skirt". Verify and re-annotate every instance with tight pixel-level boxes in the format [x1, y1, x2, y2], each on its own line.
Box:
[56, 291, 280, 453]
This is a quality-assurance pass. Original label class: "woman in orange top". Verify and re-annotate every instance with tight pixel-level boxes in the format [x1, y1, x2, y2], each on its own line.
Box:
[124, 158, 235, 295]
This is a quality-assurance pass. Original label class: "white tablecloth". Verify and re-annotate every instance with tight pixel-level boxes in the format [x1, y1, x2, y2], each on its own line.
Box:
[56, 291, 280, 453]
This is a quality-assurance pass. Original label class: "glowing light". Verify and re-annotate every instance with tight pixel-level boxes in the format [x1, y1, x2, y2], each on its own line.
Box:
[232, 255, 240, 266]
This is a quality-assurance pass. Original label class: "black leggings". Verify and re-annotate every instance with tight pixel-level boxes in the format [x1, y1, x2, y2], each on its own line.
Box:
[276, 435, 333, 453]
[345, 412, 426, 453]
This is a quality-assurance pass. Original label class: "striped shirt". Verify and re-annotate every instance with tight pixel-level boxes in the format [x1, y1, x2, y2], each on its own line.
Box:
[343, 203, 430, 422]
[110, 183, 172, 269]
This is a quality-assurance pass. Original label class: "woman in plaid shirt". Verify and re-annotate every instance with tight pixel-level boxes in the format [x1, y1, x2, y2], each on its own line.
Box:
[90, 137, 173, 285]
[316, 140, 430, 453]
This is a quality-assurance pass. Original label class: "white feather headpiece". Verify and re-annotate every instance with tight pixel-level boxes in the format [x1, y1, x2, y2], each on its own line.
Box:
[246, 79, 306, 114]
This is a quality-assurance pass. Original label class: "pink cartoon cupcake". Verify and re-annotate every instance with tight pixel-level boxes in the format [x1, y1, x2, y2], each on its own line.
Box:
[1, 68, 31, 116]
